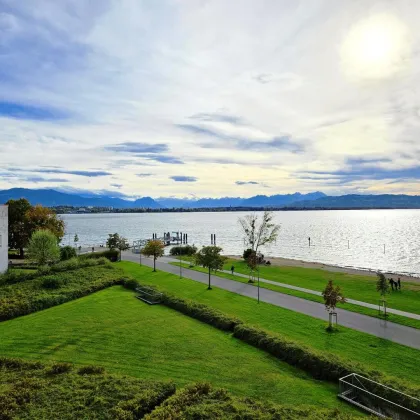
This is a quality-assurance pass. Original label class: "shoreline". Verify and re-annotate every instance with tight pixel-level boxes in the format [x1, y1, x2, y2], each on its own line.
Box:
[226, 255, 420, 283]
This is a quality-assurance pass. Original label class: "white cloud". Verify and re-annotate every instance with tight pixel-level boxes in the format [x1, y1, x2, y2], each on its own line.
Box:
[1, 0, 420, 197]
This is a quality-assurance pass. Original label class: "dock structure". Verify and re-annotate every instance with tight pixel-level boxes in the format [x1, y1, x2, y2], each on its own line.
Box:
[132, 232, 188, 253]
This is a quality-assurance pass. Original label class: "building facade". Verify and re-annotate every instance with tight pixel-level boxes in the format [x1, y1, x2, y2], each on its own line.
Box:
[0, 205, 8, 273]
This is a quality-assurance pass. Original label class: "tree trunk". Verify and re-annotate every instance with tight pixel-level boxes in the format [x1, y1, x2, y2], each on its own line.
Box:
[153, 256, 156, 272]
[208, 267, 211, 289]
[20, 247, 24, 259]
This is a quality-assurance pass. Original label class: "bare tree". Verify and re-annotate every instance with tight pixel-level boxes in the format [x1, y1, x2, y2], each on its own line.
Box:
[376, 272, 389, 317]
[238, 211, 280, 282]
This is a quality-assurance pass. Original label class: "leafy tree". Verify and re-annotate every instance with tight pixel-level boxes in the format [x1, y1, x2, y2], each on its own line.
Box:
[376, 272, 389, 317]
[106, 233, 129, 260]
[26, 205, 65, 242]
[322, 280, 346, 329]
[74, 234, 79, 247]
[142, 240, 165, 271]
[27, 230, 60, 266]
[6, 198, 32, 257]
[238, 211, 279, 281]
[195, 246, 226, 290]
[242, 248, 254, 261]
[376, 272, 389, 297]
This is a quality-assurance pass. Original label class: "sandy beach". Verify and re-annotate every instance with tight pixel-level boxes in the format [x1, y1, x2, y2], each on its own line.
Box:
[226, 255, 420, 284]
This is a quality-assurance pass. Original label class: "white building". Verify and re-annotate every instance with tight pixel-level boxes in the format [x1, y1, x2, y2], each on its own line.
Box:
[0, 205, 8, 273]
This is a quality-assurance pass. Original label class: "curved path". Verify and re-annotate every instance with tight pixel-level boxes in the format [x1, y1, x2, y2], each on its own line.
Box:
[122, 252, 420, 350]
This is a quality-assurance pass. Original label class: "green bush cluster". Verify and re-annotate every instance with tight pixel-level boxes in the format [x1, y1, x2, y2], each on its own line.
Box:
[169, 245, 197, 256]
[146, 286, 420, 403]
[0, 357, 363, 420]
[60, 246, 77, 261]
[77, 365, 105, 375]
[122, 278, 140, 290]
[80, 249, 119, 262]
[0, 265, 124, 322]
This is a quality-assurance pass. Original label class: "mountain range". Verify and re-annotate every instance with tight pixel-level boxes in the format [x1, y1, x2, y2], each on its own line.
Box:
[2, 188, 420, 209]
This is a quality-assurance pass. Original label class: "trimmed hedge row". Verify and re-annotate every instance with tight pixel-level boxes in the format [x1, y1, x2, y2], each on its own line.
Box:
[149, 287, 420, 404]
[80, 249, 119, 262]
[0, 257, 111, 286]
[0, 266, 124, 322]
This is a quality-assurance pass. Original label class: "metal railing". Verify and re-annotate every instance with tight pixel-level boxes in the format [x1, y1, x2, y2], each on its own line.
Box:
[339, 373, 420, 419]
[135, 286, 163, 305]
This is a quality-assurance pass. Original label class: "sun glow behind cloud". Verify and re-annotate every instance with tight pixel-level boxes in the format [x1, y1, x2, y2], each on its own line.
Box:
[341, 13, 411, 81]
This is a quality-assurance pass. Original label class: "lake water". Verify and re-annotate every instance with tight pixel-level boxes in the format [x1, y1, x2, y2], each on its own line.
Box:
[61, 210, 420, 276]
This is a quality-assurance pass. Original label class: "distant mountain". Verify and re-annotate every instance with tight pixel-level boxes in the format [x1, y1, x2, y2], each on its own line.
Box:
[287, 194, 420, 209]
[0, 188, 161, 209]
[156, 192, 325, 208]
[240, 192, 326, 207]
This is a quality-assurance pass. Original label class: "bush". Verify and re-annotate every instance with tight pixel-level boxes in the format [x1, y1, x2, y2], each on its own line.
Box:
[169, 245, 197, 256]
[41, 277, 62, 289]
[47, 362, 72, 374]
[78, 365, 105, 375]
[123, 278, 140, 290]
[242, 248, 255, 260]
[60, 246, 77, 261]
[80, 249, 119, 262]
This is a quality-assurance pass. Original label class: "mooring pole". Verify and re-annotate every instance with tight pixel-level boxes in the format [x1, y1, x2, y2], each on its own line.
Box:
[214, 234, 216, 245]
[308, 237, 311, 247]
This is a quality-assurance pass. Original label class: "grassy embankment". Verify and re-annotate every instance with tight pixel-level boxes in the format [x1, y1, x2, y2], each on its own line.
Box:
[121, 261, 420, 387]
[0, 286, 352, 410]
[169, 256, 420, 329]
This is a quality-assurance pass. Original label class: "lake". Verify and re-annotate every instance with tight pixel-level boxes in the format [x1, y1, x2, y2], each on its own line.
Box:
[61, 210, 420, 276]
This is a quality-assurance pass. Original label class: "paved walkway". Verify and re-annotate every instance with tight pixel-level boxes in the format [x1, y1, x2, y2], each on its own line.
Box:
[169, 258, 420, 321]
[122, 252, 420, 350]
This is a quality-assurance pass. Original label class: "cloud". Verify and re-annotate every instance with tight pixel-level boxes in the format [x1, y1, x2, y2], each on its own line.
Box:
[137, 173, 153, 177]
[0, 101, 69, 121]
[104, 142, 168, 154]
[189, 113, 243, 125]
[170, 176, 198, 182]
[235, 181, 259, 185]
[110, 183, 123, 188]
[147, 155, 184, 164]
[8, 168, 111, 177]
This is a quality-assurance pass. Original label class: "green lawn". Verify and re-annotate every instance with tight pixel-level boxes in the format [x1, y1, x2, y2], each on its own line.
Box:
[170, 261, 420, 329]
[221, 258, 420, 315]
[121, 261, 420, 386]
[0, 286, 350, 409]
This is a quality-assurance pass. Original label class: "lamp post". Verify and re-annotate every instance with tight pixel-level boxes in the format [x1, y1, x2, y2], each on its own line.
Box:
[257, 265, 260, 304]
[139, 245, 142, 266]
[179, 251, 182, 279]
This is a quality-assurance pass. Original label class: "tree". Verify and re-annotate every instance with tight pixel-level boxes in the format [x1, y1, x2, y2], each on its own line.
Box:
[141, 240, 165, 271]
[376, 272, 389, 317]
[6, 198, 32, 257]
[74, 234, 79, 248]
[27, 230, 60, 266]
[60, 245, 77, 261]
[322, 280, 346, 329]
[106, 233, 129, 260]
[238, 211, 280, 281]
[195, 246, 226, 290]
[26, 205, 65, 242]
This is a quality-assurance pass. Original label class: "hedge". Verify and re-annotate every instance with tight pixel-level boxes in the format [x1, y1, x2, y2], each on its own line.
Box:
[0, 257, 111, 287]
[80, 249, 119, 262]
[139, 285, 420, 405]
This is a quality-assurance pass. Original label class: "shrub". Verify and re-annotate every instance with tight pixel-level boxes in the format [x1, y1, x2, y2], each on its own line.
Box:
[41, 277, 62, 289]
[242, 248, 255, 260]
[47, 362, 72, 374]
[169, 245, 197, 256]
[78, 365, 105, 375]
[80, 249, 119, 262]
[60, 246, 77, 261]
[123, 278, 140, 290]
[27, 230, 60, 266]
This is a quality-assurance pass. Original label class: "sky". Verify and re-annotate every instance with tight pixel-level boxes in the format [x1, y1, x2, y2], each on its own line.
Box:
[1, 0, 420, 199]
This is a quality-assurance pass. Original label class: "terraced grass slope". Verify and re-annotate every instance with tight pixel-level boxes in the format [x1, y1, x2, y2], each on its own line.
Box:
[121, 262, 420, 386]
[0, 287, 351, 409]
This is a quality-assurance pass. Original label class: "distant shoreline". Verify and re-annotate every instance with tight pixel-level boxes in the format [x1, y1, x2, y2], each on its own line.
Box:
[56, 207, 420, 214]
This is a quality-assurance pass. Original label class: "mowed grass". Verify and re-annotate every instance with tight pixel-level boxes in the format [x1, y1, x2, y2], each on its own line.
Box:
[0, 286, 349, 409]
[221, 258, 420, 315]
[170, 261, 420, 329]
[121, 261, 420, 385]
